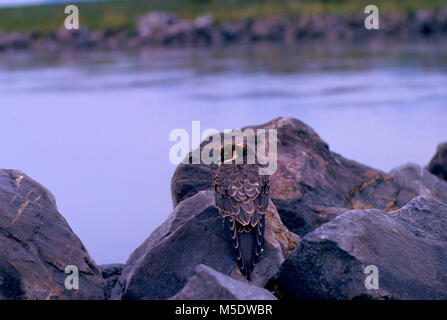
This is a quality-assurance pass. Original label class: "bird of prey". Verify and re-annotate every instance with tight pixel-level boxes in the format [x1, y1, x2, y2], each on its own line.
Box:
[213, 143, 270, 280]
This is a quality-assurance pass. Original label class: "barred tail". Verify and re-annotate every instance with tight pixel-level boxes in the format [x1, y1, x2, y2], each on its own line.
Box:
[223, 213, 265, 280]
[238, 226, 255, 280]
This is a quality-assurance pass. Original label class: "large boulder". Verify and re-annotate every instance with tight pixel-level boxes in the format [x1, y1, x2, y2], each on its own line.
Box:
[426, 142, 447, 182]
[171, 117, 447, 237]
[171, 264, 277, 300]
[0, 169, 106, 300]
[267, 196, 447, 300]
[112, 190, 299, 300]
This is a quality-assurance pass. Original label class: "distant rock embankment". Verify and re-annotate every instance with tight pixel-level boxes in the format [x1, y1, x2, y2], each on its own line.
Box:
[1, 9, 447, 52]
[1, 118, 446, 300]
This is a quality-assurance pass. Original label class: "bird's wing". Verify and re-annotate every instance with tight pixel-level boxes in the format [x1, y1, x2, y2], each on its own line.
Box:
[214, 165, 270, 278]
[214, 165, 269, 227]
[253, 213, 266, 265]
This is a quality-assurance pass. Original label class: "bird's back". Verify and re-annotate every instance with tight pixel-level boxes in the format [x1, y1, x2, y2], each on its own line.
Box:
[213, 164, 270, 279]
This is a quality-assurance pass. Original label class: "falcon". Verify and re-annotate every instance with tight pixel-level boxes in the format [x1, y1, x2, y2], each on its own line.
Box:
[213, 142, 270, 280]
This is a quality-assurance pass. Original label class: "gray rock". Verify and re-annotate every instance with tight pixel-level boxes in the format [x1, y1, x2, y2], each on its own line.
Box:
[170, 117, 387, 237]
[137, 11, 179, 43]
[3, 32, 29, 50]
[435, 8, 447, 32]
[381, 11, 407, 35]
[171, 264, 277, 300]
[100, 264, 124, 299]
[249, 18, 285, 41]
[268, 196, 447, 300]
[171, 118, 447, 239]
[390, 163, 447, 202]
[415, 9, 436, 35]
[0, 169, 106, 300]
[112, 190, 299, 300]
[164, 21, 194, 46]
[193, 14, 215, 45]
[0, 38, 7, 52]
[426, 142, 447, 182]
[194, 14, 214, 30]
[221, 21, 248, 43]
[137, 11, 196, 47]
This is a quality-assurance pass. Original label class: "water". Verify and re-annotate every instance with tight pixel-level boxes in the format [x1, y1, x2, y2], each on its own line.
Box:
[1, 40, 446, 264]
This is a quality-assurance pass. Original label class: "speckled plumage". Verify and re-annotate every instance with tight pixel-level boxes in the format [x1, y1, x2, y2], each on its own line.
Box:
[213, 163, 270, 280]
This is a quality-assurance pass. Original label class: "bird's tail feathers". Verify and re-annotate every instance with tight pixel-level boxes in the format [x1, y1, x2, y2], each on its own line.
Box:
[237, 227, 255, 280]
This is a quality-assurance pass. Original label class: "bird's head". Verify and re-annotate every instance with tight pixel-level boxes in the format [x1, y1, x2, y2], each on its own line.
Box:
[220, 142, 253, 165]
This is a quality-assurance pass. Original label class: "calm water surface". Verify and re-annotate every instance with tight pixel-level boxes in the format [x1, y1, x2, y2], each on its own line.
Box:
[1, 40, 446, 264]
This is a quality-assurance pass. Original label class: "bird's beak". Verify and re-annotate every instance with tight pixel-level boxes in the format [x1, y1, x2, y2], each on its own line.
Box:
[223, 151, 237, 164]
[221, 143, 244, 164]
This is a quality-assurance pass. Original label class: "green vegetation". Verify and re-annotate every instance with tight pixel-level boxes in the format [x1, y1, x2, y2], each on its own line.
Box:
[0, 0, 445, 33]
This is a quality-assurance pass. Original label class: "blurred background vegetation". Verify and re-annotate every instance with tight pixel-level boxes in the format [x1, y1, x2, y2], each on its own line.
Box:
[0, 0, 446, 33]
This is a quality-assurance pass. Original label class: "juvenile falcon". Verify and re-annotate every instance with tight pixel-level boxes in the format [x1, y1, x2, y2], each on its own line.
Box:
[213, 142, 270, 280]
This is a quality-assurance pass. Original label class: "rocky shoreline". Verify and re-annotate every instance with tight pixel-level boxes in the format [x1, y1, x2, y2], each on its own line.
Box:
[1, 9, 447, 52]
[1, 117, 446, 300]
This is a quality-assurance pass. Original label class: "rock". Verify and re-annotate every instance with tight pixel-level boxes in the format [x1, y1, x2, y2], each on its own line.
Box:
[0, 169, 106, 300]
[164, 21, 194, 46]
[390, 163, 447, 202]
[100, 264, 124, 299]
[2, 8, 447, 52]
[221, 21, 248, 43]
[171, 118, 447, 238]
[435, 8, 447, 32]
[171, 264, 277, 300]
[415, 9, 436, 35]
[267, 196, 447, 300]
[74, 29, 102, 49]
[0, 36, 7, 51]
[136, 11, 196, 46]
[193, 14, 215, 45]
[103, 31, 129, 50]
[426, 142, 447, 182]
[171, 117, 383, 237]
[137, 11, 179, 43]
[381, 11, 407, 35]
[194, 14, 214, 30]
[4, 32, 29, 50]
[56, 27, 76, 42]
[288, 17, 312, 40]
[112, 190, 299, 300]
[249, 18, 285, 42]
